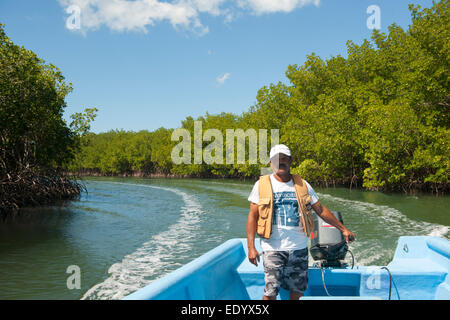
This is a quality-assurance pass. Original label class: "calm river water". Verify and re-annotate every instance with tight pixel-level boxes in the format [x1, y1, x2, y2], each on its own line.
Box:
[0, 177, 448, 299]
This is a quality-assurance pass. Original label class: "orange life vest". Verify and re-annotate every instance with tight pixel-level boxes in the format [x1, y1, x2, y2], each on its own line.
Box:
[256, 174, 315, 239]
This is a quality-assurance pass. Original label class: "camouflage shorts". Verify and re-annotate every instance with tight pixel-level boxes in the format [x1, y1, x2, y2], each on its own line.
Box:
[262, 248, 309, 297]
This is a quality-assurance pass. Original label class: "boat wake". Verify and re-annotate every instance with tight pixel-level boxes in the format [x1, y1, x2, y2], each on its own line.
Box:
[317, 193, 449, 266]
[81, 182, 203, 300]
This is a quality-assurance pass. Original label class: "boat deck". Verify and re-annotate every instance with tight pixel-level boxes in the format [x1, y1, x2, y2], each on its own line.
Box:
[124, 236, 450, 300]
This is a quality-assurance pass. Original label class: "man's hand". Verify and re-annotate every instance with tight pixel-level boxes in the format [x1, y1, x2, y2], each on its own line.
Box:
[342, 229, 356, 243]
[248, 247, 260, 266]
[312, 202, 356, 243]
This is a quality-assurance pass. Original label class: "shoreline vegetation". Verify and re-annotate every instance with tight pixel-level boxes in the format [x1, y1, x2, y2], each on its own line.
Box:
[64, 169, 443, 196]
[0, 23, 90, 217]
[1, 168, 86, 217]
[1, 1, 449, 216]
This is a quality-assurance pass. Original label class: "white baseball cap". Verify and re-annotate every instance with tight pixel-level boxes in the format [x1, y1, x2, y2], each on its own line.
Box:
[270, 144, 291, 159]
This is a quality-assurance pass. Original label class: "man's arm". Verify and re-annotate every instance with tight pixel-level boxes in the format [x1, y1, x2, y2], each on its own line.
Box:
[311, 202, 356, 243]
[246, 202, 261, 266]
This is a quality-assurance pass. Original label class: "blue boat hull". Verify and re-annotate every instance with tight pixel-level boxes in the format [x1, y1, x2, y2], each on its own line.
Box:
[124, 236, 450, 300]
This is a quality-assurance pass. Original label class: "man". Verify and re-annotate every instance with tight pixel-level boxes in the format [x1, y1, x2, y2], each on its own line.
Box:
[246, 144, 356, 300]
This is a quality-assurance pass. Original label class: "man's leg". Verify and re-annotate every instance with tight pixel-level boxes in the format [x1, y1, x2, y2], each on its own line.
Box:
[283, 248, 309, 300]
[262, 251, 288, 300]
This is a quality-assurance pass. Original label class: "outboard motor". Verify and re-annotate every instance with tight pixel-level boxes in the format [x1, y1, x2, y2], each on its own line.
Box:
[310, 211, 349, 268]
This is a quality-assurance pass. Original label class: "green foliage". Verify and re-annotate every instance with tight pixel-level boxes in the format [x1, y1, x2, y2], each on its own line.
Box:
[291, 159, 324, 183]
[0, 23, 76, 171]
[0, 23, 90, 213]
[66, 128, 176, 175]
[70, 107, 99, 137]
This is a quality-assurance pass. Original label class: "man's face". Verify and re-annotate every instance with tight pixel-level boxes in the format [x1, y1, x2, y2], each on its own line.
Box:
[270, 153, 292, 174]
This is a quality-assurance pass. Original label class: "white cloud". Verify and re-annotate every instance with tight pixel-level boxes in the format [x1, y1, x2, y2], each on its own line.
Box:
[59, 0, 320, 34]
[189, 0, 227, 16]
[216, 72, 231, 85]
[59, 0, 210, 34]
[239, 0, 320, 14]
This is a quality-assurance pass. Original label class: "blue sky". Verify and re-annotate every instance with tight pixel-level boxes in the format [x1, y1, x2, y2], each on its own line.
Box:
[0, 0, 434, 133]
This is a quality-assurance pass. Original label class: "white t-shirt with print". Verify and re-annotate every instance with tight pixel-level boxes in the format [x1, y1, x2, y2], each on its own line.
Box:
[248, 174, 319, 252]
